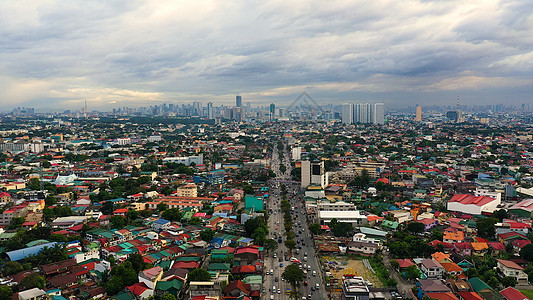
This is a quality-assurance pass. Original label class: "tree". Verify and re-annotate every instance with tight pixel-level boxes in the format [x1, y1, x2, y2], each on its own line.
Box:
[404, 265, 421, 281]
[520, 243, 533, 261]
[476, 217, 498, 239]
[189, 217, 201, 225]
[243, 185, 254, 195]
[0, 286, 13, 300]
[200, 229, 215, 242]
[285, 239, 296, 254]
[493, 209, 508, 222]
[264, 239, 278, 253]
[105, 276, 124, 295]
[19, 273, 45, 290]
[3, 261, 23, 276]
[157, 202, 168, 212]
[501, 276, 517, 287]
[161, 294, 177, 300]
[127, 253, 148, 273]
[390, 260, 400, 270]
[187, 268, 211, 282]
[332, 222, 354, 237]
[406, 222, 425, 234]
[110, 216, 126, 229]
[309, 223, 321, 235]
[162, 208, 182, 221]
[127, 210, 139, 221]
[282, 264, 304, 288]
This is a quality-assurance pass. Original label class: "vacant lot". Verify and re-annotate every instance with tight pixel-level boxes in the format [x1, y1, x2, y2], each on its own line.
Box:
[327, 258, 383, 287]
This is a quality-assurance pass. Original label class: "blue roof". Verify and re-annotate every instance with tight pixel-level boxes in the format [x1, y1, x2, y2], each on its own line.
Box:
[154, 219, 170, 224]
[6, 242, 58, 261]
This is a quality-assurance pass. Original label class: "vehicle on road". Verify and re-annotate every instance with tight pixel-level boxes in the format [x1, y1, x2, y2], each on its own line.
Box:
[312, 270, 316, 276]
[275, 277, 278, 282]
[280, 263, 283, 267]
[304, 281, 308, 286]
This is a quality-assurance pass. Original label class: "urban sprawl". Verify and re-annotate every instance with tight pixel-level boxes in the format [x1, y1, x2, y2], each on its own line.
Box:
[1, 99, 533, 300]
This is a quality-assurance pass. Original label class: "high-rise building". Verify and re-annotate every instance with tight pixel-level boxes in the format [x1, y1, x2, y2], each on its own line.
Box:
[269, 103, 276, 122]
[207, 102, 214, 119]
[342, 103, 385, 125]
[301, 160, 326, 188]
[342, 104, 353, 124]
[236, 96, 242, 107]
[415, 105, 422, 122]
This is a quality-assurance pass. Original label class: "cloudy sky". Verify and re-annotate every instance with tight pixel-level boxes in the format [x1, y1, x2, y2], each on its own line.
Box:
[1, 0, 532, 111]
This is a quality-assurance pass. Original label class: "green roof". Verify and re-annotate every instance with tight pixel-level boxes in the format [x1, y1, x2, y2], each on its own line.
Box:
[243, 275, 262, 284]
[208, 262, 231, 271]
[467, 277, 492, 292]
[156, 278, 183, 293]
[381, 220, 399, 229]
[26, 239, 50, 247]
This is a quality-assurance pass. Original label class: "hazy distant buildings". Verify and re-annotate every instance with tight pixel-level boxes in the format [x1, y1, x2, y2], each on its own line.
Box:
[342, 103, 385, 125]
[236, 96, 242, 107]
[207, 102, 214, 119]
[416, 105, 422, 122]
[269, 103, 276, 122]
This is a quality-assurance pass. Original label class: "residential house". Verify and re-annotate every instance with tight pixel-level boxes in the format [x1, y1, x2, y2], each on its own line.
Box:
[138, 266, 164, 290]
[18, 288, 47, 300]
[496, 259, 528, 285]
[418, 259, 444, 279]
[443, 231, 465, 244]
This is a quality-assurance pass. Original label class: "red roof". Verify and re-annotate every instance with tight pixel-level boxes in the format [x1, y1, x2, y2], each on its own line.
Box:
[457, 292, 483, 300]
[488, 242, 506, 250]
[500, 287, 530, 300]
[396, 259, 414, 268]
[426, 292, 459, 300]
[513, 239, 532, 248]
[127, 282, 150, 296]
[449, 194, 496, 206]
[497, 259, 524, 270]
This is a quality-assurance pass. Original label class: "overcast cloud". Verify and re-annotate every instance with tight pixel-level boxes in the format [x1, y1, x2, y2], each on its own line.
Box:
[0, 0, 532, 110]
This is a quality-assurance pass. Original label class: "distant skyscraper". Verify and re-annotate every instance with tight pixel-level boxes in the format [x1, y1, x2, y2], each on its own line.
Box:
[236, 95, 242, 107]
[342, 104, 353, 124]
[342, 103, 384, 125]
[269, 103, 276, 122]
[207, 102, 214, 119]
[415, 105, 422, 122]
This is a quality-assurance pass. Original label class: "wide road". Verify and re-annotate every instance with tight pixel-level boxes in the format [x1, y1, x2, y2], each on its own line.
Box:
[264, 180, 327, 300]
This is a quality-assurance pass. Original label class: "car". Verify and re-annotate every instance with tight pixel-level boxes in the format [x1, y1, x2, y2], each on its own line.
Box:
[307, 266, 311, 271]
[304, 281, 308, 286]
[275, 277, 279, 282]
[312, 270, 316, 276]
[279, 257, 283, 262]
[273, 253, 277, 258]
[307, 295, 312, 300]
[262, 287, 266, 293]
[316, 283, 320, 289]
[311, 287, 315, 291]
[299, 245, 302, 249]
[266, 270, 270, 275]
[280, 263, 283, 267]
[277, 289, 281, 294]
[270, 269, 273, 274]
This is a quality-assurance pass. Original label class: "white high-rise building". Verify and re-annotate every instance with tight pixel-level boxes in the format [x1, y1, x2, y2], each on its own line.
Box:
[342, 104, 353, 124]
[301, 160, 326, 188]
[341, 103, 385, 125]
[292, 147, 302, 161]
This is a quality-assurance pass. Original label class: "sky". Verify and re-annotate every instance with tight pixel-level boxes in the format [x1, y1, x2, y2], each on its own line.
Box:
[1, 0, 532, 111]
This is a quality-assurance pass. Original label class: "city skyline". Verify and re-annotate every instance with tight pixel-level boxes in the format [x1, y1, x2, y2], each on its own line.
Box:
[1, 1, 532, 110]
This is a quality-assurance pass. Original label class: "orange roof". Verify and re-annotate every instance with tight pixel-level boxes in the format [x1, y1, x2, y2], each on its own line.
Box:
[443, 231, 464, 241]
[440, 262, 464, 273]
[471, 242, 488, 251]
[367, 215, 384, 222]
[431, 252, 451, 263]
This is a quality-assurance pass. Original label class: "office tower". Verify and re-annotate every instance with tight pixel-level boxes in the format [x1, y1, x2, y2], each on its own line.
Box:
[207, 102, 214, 119]
[236, 95, 242, 107]
[193, 101, 202, 116]
[301, 160, 325, 188]
[446, 111, 458, 122]
[415, 105, 422, 122]
[269, 103, 276, 122]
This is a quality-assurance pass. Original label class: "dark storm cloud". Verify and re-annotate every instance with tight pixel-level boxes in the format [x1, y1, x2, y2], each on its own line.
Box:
[0, 0, 531, 110]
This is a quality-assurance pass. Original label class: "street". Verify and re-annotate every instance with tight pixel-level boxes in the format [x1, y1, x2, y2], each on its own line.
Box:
[265, 142, 327, 300]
